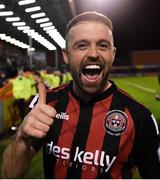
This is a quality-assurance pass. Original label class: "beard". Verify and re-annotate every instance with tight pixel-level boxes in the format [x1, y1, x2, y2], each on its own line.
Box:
[70, 64, 111, 96]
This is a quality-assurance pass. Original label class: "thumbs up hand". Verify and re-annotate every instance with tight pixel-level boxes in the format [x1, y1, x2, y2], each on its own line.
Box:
[17, 83, 56, 140]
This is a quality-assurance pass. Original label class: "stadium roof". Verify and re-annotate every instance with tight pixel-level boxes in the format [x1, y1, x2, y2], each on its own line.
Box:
[0, 0, 160, 57]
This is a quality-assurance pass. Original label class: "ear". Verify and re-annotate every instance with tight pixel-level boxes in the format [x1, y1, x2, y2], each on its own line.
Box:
[111, 47, 116, 63]
[62, 48, 69, 64]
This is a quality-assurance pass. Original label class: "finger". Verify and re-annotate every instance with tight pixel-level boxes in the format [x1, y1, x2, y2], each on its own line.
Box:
[38, 83, 46, 104]
[33, 120, 50, 133]
[32, 111, 54, 126]
[29, 127, 46, 139]
[37, 104, 57, 118]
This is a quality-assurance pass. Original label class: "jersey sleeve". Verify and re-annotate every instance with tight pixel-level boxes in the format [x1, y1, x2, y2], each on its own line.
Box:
[31, 137, 44, 151]
[29, 94, 39, 108]
[132, 109, 160, 178]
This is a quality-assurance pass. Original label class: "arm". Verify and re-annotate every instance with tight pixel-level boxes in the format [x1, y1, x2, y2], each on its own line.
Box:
[133, 111, 160, 178]
[1, 133, 36, 178]
[1, 83, 56, 178]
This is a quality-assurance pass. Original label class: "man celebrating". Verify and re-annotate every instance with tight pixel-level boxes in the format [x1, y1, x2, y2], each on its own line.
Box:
[2, 12, 160, 179]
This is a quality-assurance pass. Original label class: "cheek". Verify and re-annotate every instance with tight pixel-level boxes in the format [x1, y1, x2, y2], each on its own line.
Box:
[68, 57, 79, 73]
[68, 53, 83, 66]
[104, 53, 114, 64]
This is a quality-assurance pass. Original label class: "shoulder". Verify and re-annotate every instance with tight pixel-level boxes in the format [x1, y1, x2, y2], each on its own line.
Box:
[29, 83, 70, 108]
[115, 85, 149, 113]
[115, 85, 152, 122]
[46, 83, 70, 102]
[115, 86, 159, 134]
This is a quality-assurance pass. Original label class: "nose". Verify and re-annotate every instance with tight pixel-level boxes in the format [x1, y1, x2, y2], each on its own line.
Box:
[87, 46, 99, 60]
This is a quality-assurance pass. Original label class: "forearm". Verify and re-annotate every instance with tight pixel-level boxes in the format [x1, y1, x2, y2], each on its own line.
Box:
[1, 86, 56, 178]
[1, 133, 35, 178]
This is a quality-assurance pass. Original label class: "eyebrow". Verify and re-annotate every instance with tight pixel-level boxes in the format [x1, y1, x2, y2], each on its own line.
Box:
[73, 39, 89, 46]
[98, 39, 112, 46]
[73, 38, 112, 44]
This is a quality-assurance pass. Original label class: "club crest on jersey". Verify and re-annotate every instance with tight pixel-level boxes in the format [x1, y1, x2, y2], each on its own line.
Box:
[104, 110, 127, 136]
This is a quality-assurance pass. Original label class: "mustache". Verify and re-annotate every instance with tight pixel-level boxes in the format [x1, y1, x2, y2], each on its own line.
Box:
[80, 57, 104, 69]
[87, 56, 100, 61]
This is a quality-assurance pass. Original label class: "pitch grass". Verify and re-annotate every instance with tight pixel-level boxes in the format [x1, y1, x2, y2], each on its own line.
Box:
[111, 75, 160, 123]
[0, 75, 159, 178]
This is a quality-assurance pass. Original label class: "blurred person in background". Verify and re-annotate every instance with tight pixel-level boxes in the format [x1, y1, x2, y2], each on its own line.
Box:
[1, 12, 160, 179]
[52, 70, 62, 87]
[10, 69, 33, 122]
[32, 71, 43, 88]
[61, 69, 72, 84]
[0, 70, 8, 88]
[32, 71, 51, 89]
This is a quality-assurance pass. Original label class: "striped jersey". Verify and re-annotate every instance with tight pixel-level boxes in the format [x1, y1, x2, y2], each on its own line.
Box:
[31, 80, 160, 179]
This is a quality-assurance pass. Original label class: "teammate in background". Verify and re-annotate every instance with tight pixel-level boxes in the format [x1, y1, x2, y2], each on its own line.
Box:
[32, 71, 43, 88]
[32, 71, 51, 90]
[1, 12, 160, 179]
[52, 70, 62, 87]
[61, 69, 72, 85]
[11, 69, 30, 122]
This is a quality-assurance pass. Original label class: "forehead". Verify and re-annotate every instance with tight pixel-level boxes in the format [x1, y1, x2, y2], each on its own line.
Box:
[67, 21, 113, 41]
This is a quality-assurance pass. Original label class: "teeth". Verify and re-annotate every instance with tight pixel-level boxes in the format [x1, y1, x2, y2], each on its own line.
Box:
[85, 65, 101, 69]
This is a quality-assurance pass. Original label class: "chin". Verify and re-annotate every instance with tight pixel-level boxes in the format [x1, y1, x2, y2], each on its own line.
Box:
[81, 85, 103, 95]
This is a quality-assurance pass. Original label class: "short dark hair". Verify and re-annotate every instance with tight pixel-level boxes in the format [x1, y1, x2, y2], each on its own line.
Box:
[65, 11, 113, 48]
[33, 71, 41, 77]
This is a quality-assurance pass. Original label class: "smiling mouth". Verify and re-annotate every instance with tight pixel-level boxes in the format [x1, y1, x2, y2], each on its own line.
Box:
[81, 64, 102, 84]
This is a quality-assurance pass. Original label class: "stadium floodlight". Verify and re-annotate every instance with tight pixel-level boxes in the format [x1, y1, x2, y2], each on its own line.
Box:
[5, 36, 12, 42]
[46, 28, 65, 48]
[53, 35, 65, 49]
[12, 22, 26, 26]
[46, 28, 57, 35]
[31, 12, 45, 19]
[0, 4, 5, 9]
[23, 29, 56, 50]
[17, 26, 30, 30]
[0, 5, 55, 50]
[23, 29, 35, 34]
[43, 26, 55, 31]
[0, 11, 13, 16]
[0, 34, 29, 49]
[25, 6, 41, 12]
[40, 22, 53, 28]
[28, 47, 35, 52]
[5, 17, 20, 22]
[18, 0, 36, 6]
[0, 33, 6, 38]
[9, 38, 16, 44]
[36, 17, 49, 23]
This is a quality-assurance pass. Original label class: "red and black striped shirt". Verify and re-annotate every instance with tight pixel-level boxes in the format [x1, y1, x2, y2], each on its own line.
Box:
[31, 80, 160, 179]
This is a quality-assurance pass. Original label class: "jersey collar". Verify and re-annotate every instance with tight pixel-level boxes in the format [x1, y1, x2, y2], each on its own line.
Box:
[69, 80, 116, 104]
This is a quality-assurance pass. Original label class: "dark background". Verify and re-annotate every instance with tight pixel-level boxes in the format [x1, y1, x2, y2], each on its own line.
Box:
[0, 0, 160, 58]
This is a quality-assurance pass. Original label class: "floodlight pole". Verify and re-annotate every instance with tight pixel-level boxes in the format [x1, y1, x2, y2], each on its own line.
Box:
[55, 49, 58, 69]
[28, 35, 33, 68]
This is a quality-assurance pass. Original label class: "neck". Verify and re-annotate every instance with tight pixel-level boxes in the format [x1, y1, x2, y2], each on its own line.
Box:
[73, 81, 112, 102]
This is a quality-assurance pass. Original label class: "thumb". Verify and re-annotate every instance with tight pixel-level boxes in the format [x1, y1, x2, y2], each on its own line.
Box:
[38, 83, 46, 104]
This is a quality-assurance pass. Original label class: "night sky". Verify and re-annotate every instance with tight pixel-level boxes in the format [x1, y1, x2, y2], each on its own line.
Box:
[75, 0, 160, 57]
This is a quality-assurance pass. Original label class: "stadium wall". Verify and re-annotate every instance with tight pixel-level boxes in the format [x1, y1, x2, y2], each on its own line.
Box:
[131, 50, 160, 65]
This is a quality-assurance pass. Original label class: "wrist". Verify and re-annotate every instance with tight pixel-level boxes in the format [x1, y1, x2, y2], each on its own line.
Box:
[15, 129, 32, 148]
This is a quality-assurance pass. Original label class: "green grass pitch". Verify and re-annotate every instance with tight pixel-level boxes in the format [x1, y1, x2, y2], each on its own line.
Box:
[111, 75, 160, 123]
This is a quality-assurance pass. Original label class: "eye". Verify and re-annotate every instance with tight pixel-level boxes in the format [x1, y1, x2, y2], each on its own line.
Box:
[75, 42, 88, 50]
[99, 42, 111, 50]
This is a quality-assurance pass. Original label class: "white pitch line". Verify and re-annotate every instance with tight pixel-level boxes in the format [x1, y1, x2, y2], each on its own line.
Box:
[124, 81, 157, 93]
